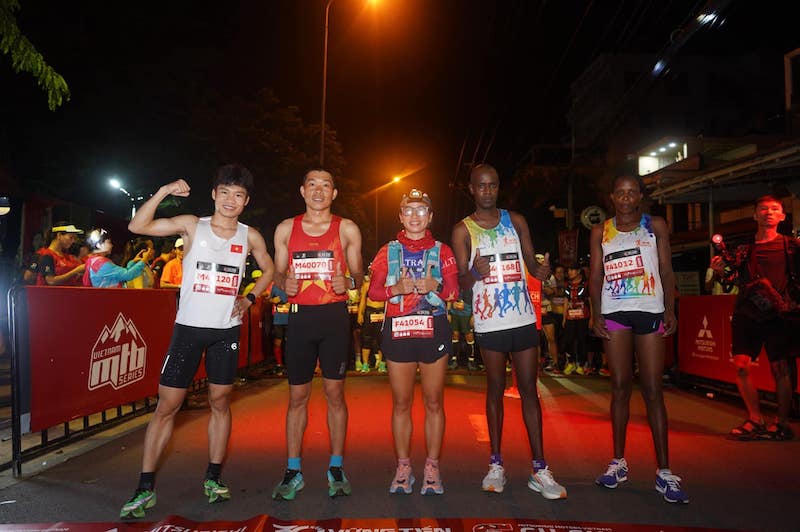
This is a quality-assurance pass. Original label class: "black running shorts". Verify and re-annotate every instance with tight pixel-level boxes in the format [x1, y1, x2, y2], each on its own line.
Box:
[380, 314, 451, 364]
[160, 323, 241, 388]
[475, 322, 539, 353]
[285, 302, 349, 385]
[731, 313, 794, 362]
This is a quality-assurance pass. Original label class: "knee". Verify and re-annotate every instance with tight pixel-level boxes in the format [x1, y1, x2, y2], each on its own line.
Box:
[393, 396, 413, 414]
[451, 331, 460, 342]
[465, 332, 475, 344]
[639, 384, 663, 404]
[423, 394, 444, 414]
[610, 379, 632, 398]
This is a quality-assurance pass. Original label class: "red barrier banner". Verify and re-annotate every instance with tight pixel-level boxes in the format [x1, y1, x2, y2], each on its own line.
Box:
[678, 295, 800, 392]
[23, 287, 264, 433]
[25, 287, 178, 433]
[0, 515, 744, 532]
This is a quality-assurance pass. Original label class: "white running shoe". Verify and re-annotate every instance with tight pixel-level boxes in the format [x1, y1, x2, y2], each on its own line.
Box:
[482, 463, 507, 493]
[527, 466, 567, 500]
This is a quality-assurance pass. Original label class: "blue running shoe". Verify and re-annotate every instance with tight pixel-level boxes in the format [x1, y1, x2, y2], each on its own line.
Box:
[596, 458, 628, 489]
[272, 469, 304, 501]
[656, 470, 689, 504]
[327, 466, 352, 497]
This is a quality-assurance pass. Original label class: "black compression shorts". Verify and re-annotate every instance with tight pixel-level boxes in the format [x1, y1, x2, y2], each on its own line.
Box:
[159, 323, 241, 388]
[285, 302, 349, 384]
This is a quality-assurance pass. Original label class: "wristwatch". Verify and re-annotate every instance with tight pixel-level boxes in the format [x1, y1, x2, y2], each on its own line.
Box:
[245, 293, 256, 303]
[347, 276, 356, 290]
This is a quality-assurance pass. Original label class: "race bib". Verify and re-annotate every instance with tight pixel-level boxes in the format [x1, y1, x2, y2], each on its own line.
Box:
[192, 261, 240, 296]
[481, 252, 523, 284]
[292, 250, 335, 280]
[391, 315, 434, 339]
[567, 307, 586, 319]
[604, 248, 644, 282]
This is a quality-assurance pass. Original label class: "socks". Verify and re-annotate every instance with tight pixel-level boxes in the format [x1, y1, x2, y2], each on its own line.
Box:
[329, 455, 343, 469]
[287, 457, 301, 471]
[205, 462, 222, 481]
[138, 472, 155, 491]
[532, 459, 547, 472]
[425, 457, 439, 469]
[398, 458, 411, 468]
[490, 453, 503, 466]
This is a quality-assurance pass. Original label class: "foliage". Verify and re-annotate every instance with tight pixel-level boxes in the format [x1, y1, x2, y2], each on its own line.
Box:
[0, 0, 69, 110]
[188, 87, 368, 236]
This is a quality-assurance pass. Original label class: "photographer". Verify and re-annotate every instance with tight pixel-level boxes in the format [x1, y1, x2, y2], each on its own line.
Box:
[712, 196, 799, 441]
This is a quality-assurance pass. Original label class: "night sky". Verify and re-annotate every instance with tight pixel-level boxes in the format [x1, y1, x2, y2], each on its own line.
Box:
[2, 1, 800, 254]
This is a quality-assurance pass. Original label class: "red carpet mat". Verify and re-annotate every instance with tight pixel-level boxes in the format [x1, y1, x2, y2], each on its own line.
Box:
[0, 516, 746, 532]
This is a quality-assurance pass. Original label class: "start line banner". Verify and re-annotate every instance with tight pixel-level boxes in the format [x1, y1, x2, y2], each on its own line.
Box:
[0, 515, 746, 532]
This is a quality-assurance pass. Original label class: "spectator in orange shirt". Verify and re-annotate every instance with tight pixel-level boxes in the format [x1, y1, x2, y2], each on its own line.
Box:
[160, 238, 184, 288]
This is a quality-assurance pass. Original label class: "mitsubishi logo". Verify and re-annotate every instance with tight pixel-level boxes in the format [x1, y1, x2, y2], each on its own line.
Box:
[697, 316, 713, 339]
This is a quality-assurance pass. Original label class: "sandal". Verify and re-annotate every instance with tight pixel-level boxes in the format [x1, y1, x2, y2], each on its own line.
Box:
[761, 423, 794, 441]
[728, 419, 766, 440]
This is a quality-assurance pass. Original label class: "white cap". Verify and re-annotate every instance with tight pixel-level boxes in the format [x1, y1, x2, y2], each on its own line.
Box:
[174, 237, 184, 248]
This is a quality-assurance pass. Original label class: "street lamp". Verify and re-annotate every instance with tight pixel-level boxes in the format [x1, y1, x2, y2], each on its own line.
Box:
[320, 0, 382, 166]
[108, 177, 137, 219]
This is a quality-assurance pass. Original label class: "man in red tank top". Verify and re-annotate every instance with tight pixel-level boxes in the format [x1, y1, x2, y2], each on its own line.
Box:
[271, 169, 364, 500]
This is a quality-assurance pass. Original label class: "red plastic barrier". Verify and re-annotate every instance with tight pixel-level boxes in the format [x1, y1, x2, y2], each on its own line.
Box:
[22, 286, 264, 433]
[678, 295, 800, 393]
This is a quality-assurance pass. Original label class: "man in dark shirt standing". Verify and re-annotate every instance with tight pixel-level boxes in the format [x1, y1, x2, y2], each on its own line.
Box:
[713, 196, 799, 441]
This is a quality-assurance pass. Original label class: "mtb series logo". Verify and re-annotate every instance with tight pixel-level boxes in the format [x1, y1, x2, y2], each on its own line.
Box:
[88, 312, 147, 391]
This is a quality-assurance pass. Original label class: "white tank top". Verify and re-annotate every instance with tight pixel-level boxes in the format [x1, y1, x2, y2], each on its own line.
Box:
[176, 217, 249, 329]
[600, 215, 665, 315]
[463, 209, 536, 333]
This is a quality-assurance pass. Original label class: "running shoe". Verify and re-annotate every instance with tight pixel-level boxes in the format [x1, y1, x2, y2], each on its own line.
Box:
[272, 469, 304, 500]
[598, 367, 611, 377]
[377, 361, 388, 374]
[203, 478, 231, 503]
[448, 357, 459, 370]
[120, 489, 156, 519]
[575, 365, 586, 375]
[481, 463, 507, 493]
[563, 362, 576, 375]
[527, 467, 567, 499]
[596, 458, 628, 488]
[656, 470, 689, 504]
[467, 359, 478, 372]
[355, 361, 364, 372]
[327, 466, 352, 497]
[420, 462, 444, 495]
[503, 386, 520, 399]
[389, 463, 415, 494]
[360, 363, 371, 373]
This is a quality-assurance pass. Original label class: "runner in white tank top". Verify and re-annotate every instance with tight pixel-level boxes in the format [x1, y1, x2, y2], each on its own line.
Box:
[452, 164, 566, 500]
[589, 175, 687, 504]
[120, 165, 275, 518]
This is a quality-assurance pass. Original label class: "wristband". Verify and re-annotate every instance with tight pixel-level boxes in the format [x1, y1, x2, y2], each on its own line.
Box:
[245, 293, 256, 303]
[385, 285, 394, 299]
[470, 265, 482, 281]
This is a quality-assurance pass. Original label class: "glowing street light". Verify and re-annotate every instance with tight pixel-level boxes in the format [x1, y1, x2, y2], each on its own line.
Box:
[108, 177, 137, 219]
[320, 0, 382, 166]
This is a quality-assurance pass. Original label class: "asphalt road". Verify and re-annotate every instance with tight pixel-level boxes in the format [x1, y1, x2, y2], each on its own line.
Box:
[0, 373, 797, 531]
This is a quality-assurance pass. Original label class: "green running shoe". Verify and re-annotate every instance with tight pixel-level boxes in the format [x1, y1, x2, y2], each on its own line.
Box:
[203, 478, 231, 503]
[327, 466, 352, 497]
[119, 489, 156, 519]
[272, 469, 304, 500]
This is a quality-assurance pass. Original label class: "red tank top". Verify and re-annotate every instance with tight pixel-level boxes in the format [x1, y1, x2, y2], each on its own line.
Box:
[288, 214, 347, 305]
[35, 247, 82, 286]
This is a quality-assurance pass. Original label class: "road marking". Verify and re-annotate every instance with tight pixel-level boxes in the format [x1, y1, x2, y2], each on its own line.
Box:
[468, 414, 490, 442]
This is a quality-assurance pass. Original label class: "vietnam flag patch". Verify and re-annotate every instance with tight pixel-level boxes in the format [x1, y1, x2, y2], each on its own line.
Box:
[231, 244, 243, 253]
